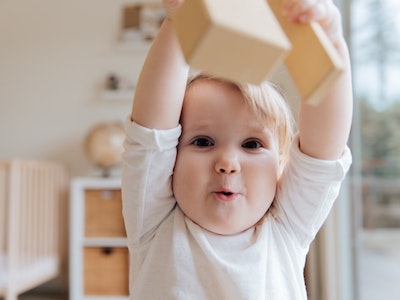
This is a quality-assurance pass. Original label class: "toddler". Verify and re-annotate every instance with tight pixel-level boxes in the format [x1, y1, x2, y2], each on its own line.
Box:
[122, 0, 353, 299]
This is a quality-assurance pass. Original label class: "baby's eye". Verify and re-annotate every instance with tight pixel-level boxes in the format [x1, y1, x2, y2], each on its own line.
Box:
[242, 140, 263, 149]
[192, 137, 214, 147]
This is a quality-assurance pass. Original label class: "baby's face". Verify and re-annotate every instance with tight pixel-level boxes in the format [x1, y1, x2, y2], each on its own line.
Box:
[173, 79, 280, 235]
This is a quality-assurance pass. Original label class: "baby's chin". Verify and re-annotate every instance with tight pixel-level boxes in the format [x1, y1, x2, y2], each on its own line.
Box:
[196, 219, 259, 236]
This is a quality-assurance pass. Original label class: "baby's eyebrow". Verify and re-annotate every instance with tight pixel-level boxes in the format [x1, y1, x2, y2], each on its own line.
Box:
[185, 121, 214, 132]
[247, 121, 271, 134]
[179, 122, 212, 142]
[248, 124, 276, 142]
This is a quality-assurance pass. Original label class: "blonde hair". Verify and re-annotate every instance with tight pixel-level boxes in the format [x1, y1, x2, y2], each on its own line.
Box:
[186, 74, 294, 173]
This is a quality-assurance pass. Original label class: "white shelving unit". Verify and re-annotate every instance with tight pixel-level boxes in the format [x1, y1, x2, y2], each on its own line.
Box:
[69, 177, 129, 300]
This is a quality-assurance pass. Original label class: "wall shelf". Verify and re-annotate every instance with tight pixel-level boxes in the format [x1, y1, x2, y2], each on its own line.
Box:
[83, 237, 127, 247]
[101, 89, 135, 101]
[117, 40, 151, 52]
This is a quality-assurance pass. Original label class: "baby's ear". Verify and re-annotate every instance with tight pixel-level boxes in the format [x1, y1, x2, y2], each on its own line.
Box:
[278, 150, 287, 178]
[278, 161, 284, 179]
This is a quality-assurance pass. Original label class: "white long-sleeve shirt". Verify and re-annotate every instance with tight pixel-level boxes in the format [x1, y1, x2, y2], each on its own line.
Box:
[122, 118, 352, 300]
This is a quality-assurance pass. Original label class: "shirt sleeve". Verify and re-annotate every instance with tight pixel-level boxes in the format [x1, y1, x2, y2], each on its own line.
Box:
[271, 135, 352, 249]
[121, 116, 181, 246]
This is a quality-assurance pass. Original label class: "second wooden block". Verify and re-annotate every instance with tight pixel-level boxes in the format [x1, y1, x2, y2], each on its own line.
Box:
[173, 0, 291, 85]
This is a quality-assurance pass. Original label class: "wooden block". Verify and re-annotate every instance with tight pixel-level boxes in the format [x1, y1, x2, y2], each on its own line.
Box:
[173, 0, 291, 85]
[268, 0, 344, 105]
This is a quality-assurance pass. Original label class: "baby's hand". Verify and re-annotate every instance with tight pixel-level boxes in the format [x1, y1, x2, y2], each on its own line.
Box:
[163, 0, 185, 20]
[282, 0, 343, 44]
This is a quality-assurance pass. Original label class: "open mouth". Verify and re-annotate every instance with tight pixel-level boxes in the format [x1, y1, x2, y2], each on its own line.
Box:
[221, 192, 233, 196]
[215, 190, 237, 201]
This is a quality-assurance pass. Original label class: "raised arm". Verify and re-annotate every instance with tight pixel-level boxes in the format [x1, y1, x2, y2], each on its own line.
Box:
[284, 0, 353, 160]
[131, 0, 189, 130]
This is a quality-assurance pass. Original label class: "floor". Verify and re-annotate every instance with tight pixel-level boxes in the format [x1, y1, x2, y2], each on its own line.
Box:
[358, 229, 400, 300]
[19, 294, 68, 300]
[16, 280, 68, 300]
[19, 287, 68, 300]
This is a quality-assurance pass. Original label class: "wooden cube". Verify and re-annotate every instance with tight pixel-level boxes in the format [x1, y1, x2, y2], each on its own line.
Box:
[268, 0, 344, 105]
[173, 0, 291, 85]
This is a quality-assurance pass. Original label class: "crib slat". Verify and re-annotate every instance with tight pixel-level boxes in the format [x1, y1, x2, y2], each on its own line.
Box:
[0, 162, 9, 290]
[44, 165, 52, 258]
[32, 166, 40, 266]
[7, 160, 22, 297]
[32, 165, 40, 266]
[40, 165, 49, 258]
[24, 165, 33, 268]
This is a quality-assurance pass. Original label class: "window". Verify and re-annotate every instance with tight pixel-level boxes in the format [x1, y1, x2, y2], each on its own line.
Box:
[350, 0, 400, 299]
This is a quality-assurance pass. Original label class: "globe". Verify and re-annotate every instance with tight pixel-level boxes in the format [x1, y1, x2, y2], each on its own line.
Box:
[84, 122, 125, 176]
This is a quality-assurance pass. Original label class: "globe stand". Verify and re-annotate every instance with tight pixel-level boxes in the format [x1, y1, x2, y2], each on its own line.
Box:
[101, 167, 112, 178]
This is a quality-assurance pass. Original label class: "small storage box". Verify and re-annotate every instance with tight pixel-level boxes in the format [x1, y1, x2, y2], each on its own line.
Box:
[84, 189, 126, 237]
[84, 246, 129, 295]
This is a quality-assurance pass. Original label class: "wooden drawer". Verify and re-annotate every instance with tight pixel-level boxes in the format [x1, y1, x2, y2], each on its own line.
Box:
[84, 247, 129, 296]
[84, 189, 126, 237]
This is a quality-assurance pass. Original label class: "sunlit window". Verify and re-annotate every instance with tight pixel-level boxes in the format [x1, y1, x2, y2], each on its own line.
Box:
[351, 0, 400, 299]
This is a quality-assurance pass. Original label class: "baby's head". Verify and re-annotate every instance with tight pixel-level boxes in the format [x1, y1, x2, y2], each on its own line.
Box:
[187, 74, 294, 170]
[173, 74, 294, 235]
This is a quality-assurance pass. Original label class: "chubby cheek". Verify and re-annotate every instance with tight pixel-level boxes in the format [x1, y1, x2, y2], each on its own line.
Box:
[246, 158, 279, 203]
[172, 150, 206, 203]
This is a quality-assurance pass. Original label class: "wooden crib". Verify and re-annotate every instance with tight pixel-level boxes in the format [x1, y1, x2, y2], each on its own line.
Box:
[0, 159, 69, 300]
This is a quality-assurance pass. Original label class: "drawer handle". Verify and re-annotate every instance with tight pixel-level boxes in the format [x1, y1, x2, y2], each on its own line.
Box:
[102, 247, 114, 255]
[101, 190, 114, 200]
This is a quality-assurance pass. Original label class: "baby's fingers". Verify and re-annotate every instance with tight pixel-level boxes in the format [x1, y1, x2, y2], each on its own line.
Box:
[163, 0, 185, 20]
[282, 0, 325, 22]
[282, 0, 343, 43]
[282, 0, 311, 20]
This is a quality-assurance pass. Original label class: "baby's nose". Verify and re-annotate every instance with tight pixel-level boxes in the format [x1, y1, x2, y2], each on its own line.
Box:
[215, 153, 241, 174]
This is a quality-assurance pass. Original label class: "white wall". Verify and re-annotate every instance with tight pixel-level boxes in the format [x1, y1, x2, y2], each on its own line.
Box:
[0, 0, 151, 176]
[0, 0, 299, 177]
